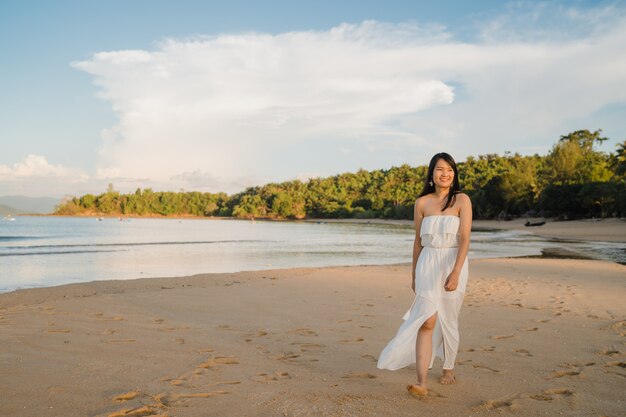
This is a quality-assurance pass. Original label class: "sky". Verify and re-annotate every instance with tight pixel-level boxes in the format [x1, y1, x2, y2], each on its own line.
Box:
[1, 0, 625, 198]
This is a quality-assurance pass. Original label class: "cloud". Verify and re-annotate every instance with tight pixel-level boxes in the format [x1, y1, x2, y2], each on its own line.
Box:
[0, 154, 84, 179]
[0, 155, 88, 197]
[70, 4, 626, 194]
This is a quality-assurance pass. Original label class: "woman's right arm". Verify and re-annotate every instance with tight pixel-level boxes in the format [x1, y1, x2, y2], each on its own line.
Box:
[412, 199, 424, 293]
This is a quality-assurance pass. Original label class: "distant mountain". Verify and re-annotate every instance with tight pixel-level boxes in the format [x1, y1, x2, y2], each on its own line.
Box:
[0, 195, 60, 214]
[0, 204, 24, 215]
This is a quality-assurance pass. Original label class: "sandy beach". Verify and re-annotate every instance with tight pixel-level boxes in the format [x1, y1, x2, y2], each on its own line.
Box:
[472, 218, 626, 243]
[1, 257, 624, 417]
[311, 217, 626, 243]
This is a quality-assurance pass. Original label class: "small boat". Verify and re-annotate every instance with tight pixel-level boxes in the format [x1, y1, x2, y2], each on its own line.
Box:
[525, 219, 546, 227]
[2, 215, 16, 221]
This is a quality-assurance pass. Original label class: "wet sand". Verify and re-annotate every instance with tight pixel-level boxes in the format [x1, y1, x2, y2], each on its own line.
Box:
[310, 217, 626, 243]
[1, 258, 624, 417]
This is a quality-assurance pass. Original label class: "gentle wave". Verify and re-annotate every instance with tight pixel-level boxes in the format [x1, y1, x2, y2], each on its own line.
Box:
[0, 239, 268, 250]
[0, 249, 121, 257]
[0, 236, 43, 241]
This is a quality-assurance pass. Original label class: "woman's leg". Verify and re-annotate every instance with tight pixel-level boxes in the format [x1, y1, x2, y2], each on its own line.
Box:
[408, 313, 437, 396]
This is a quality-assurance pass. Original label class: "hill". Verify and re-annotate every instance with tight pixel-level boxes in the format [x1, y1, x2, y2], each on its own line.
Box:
[0, 195, 60, 214]
[0, 204, 24, 216]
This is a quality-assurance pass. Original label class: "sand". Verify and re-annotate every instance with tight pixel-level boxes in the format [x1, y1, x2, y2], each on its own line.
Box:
[310, 217, 626, 243]
[1, 258, 624, 417]
[473, 218, 626, 243]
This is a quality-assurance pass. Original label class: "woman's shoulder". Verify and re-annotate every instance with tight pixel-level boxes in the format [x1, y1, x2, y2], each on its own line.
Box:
[414, 194, 433, 206]
[454, 192, 472, 205]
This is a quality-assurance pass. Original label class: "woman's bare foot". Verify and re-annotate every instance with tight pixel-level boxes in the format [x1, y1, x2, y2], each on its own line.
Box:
[406, 384, 428, 397]
[439, 369, 456, 385]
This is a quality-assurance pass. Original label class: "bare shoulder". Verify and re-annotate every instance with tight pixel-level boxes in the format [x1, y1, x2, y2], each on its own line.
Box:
[455, 192, 472, 206]
[414, 194, 431, 211]
[414, 195, 429, 221]
[414, 195, 427, 207]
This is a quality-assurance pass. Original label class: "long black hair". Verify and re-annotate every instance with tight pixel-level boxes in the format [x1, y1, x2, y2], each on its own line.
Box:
[418, 152, 460, 212]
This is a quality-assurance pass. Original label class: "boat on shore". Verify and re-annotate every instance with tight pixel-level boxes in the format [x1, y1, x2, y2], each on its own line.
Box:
[525, 218, 546, 227]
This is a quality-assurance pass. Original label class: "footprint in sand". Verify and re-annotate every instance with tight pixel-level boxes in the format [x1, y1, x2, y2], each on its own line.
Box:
[176, 391, 230, 399]
[290, 342, 325, 352]
[604, 361, 626, 378]
[160, 373, 190, 387]
[514, 349, 533, 357]
[107, 405, 161, 417]
[482, 394, 521, 411]
[198, 356, 239, 369]
[47, 329, 71, 334]
[106, 339, 136, 343]
[360, 353, 377, 363]
[244, 330, 269, 342]
[113, 391, 139, 402]
[491, 334, 515, 340]
[605, 361, 626, 369]
[481, 346, 496, 352]
[250, 371, 291, 383]
[535, 319, 550, 323]
[559, 361, 595, 368]
[529, 388, 575, 401]
[522, 327, 539, 332]
[598, 347, 621, 356]
[153, 318, 165, 324]
[606, 320, 626, 337]
[551, 370, 581, 378]
[288, 328, 318, 337]
[272, 352, 300, 361]
[94, 313, 124, 321]
[174, 337, 185, 344]
[342, 371, 377, 379]
[339, 337, 364, 344]
[472, 363, 500, 373]
[146, 391, 229, 412]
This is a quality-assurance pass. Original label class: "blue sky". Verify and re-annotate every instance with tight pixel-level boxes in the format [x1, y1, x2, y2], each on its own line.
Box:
[1, 0, 625, 197]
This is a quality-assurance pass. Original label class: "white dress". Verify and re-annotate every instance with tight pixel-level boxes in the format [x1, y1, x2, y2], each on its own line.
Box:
[377, 215, 468, 371]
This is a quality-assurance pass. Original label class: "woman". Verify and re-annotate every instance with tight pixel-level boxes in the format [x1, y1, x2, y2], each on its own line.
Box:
[377, 152, 472, 397]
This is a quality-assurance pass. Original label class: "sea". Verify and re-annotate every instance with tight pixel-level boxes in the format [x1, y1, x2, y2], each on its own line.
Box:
[0, 216, 624, 293]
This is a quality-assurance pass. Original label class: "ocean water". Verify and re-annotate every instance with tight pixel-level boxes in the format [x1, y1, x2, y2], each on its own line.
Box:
[0, 216, 624, 293]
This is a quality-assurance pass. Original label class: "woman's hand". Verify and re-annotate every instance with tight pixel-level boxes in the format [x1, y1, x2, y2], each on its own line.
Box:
[444, 269, 460, 291]
[411, 273, 416, 293]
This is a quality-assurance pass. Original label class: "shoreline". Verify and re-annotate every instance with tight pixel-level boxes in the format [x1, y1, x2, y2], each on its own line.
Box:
[1, 259, 624, 416]
[22, 214, 625, 242]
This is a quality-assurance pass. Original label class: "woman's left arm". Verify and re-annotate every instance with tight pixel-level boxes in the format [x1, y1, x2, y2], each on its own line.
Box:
[444, 193, 472, 291]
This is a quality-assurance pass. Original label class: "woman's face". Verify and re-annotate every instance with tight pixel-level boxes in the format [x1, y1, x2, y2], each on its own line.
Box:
[433, 158, 454, 188]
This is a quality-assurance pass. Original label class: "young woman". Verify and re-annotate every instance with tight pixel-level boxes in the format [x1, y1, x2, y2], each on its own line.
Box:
[377, 152, 472, 397]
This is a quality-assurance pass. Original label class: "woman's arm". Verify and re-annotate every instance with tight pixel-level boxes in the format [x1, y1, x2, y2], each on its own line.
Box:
[412, 199, 425, 293]
[444, 193, 472, 291]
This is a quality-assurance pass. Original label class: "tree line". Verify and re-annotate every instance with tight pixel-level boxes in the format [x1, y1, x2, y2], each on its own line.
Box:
[56, 130, 626, 220]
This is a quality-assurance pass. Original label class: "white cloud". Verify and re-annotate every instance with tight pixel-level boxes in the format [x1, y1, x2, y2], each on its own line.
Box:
[69, 5, 626, 194]
[0, 155, 88, 197]
[0, 154, 84, 179]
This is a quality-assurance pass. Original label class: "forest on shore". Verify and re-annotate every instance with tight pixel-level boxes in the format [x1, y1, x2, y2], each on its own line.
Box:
[55, 130, 626, 220]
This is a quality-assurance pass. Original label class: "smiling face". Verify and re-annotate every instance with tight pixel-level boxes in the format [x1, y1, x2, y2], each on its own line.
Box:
[432, 158, 454, 189]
